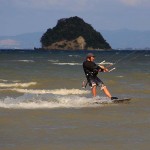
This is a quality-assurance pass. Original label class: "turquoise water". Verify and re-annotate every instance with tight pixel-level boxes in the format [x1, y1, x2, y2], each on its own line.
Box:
[0, 50, 150, 149]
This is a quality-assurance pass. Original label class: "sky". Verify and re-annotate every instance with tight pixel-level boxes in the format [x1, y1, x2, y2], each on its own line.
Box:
[0, 0, 150, 36]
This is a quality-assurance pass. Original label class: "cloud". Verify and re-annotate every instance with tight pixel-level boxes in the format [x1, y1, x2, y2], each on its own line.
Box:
[0, 39, 19, 46]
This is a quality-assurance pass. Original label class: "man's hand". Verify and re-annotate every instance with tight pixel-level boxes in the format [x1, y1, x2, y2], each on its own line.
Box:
[99, 65, 109, 72]
[104, 68, 109, 72]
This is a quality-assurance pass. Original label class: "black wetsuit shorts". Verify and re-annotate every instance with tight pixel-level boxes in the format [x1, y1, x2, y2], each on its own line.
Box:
[88, 76, 104, 88]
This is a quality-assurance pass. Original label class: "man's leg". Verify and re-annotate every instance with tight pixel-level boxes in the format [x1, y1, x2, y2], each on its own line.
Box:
[92, 85, 97, 97]
[101, 85, 112, 98]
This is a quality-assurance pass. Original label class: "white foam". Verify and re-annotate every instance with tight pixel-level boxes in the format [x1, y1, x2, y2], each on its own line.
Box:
[17, 60, 34, 63]
[9, 88, 90, 95]
[48, 59, 59, 63]
[53, 63, 81, 66]
[68, 55, 81, 57]
[0, 79, 8, 82]
[12, 80, 21, 83]
[0, 82, 36, 88]
[0, 79, 20, 83]
[0, 94, 103, 109]
[0, 88, 113, 109]
[116, 76, 124, 78]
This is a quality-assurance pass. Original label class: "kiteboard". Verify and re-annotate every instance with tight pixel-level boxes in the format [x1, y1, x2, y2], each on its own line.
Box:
[111, 98, 131, 103]
[92, 98, 131, 104]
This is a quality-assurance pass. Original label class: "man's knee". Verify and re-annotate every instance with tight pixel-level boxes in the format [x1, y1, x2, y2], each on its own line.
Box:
[101, 84, 106, 90]
[91, 82, 96, 87]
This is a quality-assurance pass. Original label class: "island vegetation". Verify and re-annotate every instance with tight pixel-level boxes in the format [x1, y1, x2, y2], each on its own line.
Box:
[40, 16, 111, 50]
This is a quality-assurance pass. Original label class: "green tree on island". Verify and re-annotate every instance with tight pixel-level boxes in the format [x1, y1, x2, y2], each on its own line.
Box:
[41, 16, 111, 50]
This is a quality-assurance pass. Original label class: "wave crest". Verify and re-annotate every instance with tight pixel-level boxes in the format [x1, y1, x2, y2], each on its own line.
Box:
[53, 63, 81, 66]
[10, 88, 90, 95]
[0, 94, 93, 109]
[0, 82, 37, 88]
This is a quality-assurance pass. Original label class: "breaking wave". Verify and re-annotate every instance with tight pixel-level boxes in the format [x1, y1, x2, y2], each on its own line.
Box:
[0, 79, 8, 82]
[16, 60, 35, 63]
[52, 63, 81, 66]
[0, 95, 90, 109]
[48, 59, 59, 63]
[9, 88, 90, 95]
[0, 82, 37, 88]
[0, 88, 111, 109]
[0, 95, 111, 109]
[68, 55, 81, 57]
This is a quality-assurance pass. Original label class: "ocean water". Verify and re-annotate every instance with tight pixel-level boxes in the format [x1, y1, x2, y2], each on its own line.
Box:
[0, 49, 150, 150]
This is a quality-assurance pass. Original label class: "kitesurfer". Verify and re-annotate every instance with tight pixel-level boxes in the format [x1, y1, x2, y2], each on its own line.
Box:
[83, 53, 118, 100]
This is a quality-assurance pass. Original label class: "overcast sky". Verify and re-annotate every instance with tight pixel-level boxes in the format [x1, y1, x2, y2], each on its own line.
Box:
[1, 0, 150, 36]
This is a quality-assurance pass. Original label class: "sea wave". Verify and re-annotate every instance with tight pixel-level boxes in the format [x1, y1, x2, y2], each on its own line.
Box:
[0, 79, 21, 83]
[116, 76, 124, 78]
[0, 79, 8, 82]
[17, 60, 35, 62]
[68, 55, 81, 57]
[48, 59, 59, 63]
[10, 60, 35, 63]
[0, 94, 110, 109]
[52, 63, 82, 66]
[9, 88, 90, 95]
[0, 82, 37, 88]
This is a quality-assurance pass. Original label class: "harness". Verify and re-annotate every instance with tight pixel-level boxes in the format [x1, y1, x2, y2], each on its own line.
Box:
[84, 68, 98, 79]
[82, 61, 104, 88]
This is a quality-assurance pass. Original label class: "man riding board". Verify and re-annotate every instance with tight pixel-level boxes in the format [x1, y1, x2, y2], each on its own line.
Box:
[83, 53, 118, 100]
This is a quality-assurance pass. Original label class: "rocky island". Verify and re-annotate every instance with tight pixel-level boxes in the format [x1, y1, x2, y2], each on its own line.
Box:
[40, 16, 111, 50]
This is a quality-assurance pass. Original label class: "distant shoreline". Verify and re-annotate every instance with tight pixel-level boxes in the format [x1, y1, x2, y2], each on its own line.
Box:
[0, 49, 150, 52]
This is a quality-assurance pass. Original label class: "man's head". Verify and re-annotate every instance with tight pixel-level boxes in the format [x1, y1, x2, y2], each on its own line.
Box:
[86, 53, 95, 61]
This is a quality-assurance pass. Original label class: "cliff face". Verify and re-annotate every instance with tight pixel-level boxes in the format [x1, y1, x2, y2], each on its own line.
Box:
[41, 16, 111, 50]
[45, 36, 86, 50]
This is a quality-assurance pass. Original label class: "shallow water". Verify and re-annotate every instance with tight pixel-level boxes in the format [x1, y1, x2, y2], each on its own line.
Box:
[0, 50, 150, 149]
